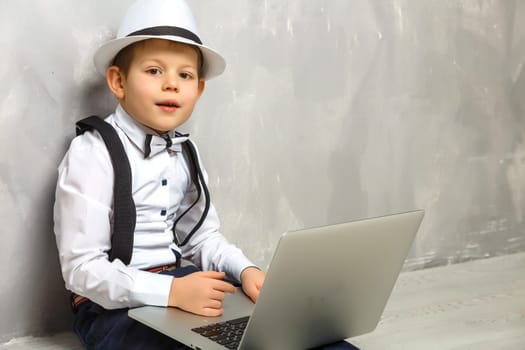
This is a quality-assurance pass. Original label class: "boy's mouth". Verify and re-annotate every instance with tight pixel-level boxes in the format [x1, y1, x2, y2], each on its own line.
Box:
[156, 101, 180, 112]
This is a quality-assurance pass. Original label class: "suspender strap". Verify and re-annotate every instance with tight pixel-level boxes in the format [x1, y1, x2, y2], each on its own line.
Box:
[173, 140, 211, 246]
[76, 116, 136, 265]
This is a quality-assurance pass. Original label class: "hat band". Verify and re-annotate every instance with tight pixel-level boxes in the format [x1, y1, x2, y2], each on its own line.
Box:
[127, 26, 202, 45]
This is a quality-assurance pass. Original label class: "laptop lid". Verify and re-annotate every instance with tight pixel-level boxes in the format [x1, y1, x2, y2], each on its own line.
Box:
[239, 210, 424, 349]
[129, 210, 424, 349]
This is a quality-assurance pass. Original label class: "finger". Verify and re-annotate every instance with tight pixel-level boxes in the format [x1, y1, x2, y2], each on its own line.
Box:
[205, 299, 223, 309]
[209, 290, 227, 301]
[199, 271, 226, 279]
[201, 307, 223, 317]
[244, 284, 260, 303]
[211, 280, 237, 294]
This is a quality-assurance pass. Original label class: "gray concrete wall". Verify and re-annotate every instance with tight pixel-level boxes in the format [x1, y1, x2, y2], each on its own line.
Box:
[1, 0, 524, 341]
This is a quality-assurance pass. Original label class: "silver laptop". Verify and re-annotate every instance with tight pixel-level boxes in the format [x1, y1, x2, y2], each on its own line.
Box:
[129, 210, 424, 349]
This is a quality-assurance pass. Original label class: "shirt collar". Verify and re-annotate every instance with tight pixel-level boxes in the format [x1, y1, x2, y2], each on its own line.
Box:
[113, 105, 189, 158]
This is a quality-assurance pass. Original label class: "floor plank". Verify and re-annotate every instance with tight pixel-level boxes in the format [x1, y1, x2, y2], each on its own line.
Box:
[0, 332, 82, 350]
[350, 252, 525, 350]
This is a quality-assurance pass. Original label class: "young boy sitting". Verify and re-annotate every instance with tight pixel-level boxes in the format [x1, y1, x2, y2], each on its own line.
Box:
[54, 0, 264, 348]
[54, 0, 357, 348]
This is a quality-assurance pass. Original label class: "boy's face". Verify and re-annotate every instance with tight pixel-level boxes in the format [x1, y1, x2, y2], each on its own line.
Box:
[107, 39, 205, 133]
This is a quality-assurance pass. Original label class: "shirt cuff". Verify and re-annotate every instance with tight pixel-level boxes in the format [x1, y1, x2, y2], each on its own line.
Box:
[226, 254, 259, 283]
[129, 270, 174, 307]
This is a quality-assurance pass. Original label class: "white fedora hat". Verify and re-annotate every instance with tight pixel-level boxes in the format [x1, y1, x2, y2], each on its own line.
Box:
[94, 0, 226, 80]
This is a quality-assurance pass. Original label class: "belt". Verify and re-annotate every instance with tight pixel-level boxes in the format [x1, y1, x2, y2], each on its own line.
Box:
[71, 264, 177, 310]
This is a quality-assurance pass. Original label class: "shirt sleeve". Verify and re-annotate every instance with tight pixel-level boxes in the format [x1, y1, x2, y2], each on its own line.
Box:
[175, 141, 257, 282]
[53, 131, 173, 309]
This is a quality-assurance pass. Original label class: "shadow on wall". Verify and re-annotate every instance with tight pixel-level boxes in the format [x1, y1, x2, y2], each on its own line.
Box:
[33, 82, 116, 338]
[22, 175, 73, 337]
[79, 80, 118, 119]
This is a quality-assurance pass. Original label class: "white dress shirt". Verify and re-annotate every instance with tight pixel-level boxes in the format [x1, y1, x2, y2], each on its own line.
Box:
[54, 105, 254, 309]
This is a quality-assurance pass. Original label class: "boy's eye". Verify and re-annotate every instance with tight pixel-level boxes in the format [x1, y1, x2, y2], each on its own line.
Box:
[179, 72, 194, 80]
[146, 68, 162, 75]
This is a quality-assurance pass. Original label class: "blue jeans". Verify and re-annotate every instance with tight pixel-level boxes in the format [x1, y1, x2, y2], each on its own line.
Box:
[72, 266, 359, 350]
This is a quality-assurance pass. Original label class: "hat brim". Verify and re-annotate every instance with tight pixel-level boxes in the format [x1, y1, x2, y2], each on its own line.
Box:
[93, 35, 226, 80]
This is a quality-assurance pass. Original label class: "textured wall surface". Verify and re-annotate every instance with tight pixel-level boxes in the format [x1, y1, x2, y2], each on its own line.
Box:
[1, 0, 524, 341]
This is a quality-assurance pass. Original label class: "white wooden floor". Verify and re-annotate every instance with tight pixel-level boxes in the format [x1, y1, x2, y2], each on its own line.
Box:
[350, 252, 525, 350]
[1, 252, 524, 349]
[0, 332, 82, 350]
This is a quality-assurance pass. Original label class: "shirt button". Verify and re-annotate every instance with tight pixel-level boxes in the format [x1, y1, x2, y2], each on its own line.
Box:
[162, 179, 168, 186]
[160, 209, 167, 216]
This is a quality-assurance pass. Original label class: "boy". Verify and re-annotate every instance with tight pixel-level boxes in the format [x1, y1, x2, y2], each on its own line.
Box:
[54, 0, 357, 349]
[55, 0, 264, 348]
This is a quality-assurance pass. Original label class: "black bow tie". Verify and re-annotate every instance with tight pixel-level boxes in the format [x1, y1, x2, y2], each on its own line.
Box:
[143, 133, 189, 158]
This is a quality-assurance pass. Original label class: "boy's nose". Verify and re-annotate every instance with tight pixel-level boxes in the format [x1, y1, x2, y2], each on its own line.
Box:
[162, 75, 179, 92]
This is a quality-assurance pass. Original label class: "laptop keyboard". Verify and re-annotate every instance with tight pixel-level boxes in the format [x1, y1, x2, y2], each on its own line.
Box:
[191, 316, 250, 349]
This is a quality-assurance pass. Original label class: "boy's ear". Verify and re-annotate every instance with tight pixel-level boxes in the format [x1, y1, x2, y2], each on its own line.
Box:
[197, 78, 205, 98]
[106, 66, 126, 100]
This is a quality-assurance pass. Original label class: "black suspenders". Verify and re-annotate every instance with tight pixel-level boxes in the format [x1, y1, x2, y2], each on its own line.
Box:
[75, 116, 210, 265]
[176, 140, 211, 246]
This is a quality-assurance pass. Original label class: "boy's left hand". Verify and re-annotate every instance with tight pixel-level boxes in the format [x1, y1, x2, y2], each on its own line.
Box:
[240, 267, 266, 303]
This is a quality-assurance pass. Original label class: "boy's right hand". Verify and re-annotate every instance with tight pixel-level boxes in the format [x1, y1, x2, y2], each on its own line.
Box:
[168, 271, 236, 317]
